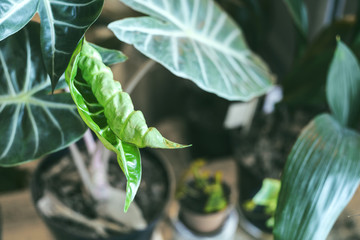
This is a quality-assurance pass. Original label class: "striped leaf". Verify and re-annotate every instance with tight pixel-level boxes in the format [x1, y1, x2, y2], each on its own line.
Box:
[38, 0, 104, 90]
[0, 23, 87, 166]
[326, 40, 360, 128]
[274, 114, 360, 240]
[109, 0, 273, 101]
[0, 0, 38, 41]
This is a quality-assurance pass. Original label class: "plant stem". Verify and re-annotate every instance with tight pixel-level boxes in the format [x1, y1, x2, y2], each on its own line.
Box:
[90, 141, 112, 201]
[69, 144, 97, 198]
[125, 59, 156, 95]
[83, 129, 97, 155]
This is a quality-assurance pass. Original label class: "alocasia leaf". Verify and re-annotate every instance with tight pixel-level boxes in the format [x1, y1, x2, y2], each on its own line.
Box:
[326, 40, 360, 128]
[274, 114, 360, 240]
[66, 40, 186, 211]
[38, 0, 104, 90]
[0, 0, 39, 41]
[0, 22, 87, 166]
[109, 0, 273, 101]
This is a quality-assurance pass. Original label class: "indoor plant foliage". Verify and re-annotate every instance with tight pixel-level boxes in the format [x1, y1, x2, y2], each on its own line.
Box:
[0, 0, 272, 208]
[0, 0, 272, 234]
[176, 159, 230, 233]
[1, 0, 360, 239]
[273, 39, 360, 240]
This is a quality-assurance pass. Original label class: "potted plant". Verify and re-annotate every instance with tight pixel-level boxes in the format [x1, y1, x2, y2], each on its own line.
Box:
[176, 160, 232, 234]
[0, 0, 272, 239]
[3, 0, 358, 240]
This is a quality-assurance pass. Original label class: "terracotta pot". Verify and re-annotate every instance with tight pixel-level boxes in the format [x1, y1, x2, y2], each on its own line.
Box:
[180, 205, 232, 233]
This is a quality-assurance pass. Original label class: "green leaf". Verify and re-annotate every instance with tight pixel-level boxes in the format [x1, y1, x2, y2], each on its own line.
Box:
[0, 22, 87, 166]
[38, 0, 104, 90]
[0, 0, 39, 41]
[274, 114, 360, 240]
[89, 43, 128, 66]
[66, 40, 186, 211]
[282, 0, 308, 37]
[109, 0, 273, 101]
[282, 19, 355, 107]
[75, 40, 187, 149]
[326, 40, 360, 128]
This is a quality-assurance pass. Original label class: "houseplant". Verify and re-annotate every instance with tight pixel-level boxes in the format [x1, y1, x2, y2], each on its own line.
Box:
[2, 0, 359, 239]
[176, 159, 231, 234]
[0, 0, 273, 238]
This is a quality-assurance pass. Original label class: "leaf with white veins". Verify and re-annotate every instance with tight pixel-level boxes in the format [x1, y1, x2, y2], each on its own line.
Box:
[0, 0, 39, 41]
[109, 0, 273, 101]
[38, 0, 104, 90]
[0, 22, 87, 166]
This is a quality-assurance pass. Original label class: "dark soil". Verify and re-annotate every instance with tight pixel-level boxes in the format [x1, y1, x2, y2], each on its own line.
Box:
[35, 147, 169, 238]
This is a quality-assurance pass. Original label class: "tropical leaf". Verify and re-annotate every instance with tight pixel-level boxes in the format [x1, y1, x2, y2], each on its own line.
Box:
[282, 0, 308, 36]
[66, 40, 186, 210]
[274, 114, 360, 240]
[109, 0, 273, 101]
[89, 43, 128, 66]
[0, 0, 39, 41]
[326, 40, 360, 128]
[38, 0, 104, 90]
[0, 22, 87, 166]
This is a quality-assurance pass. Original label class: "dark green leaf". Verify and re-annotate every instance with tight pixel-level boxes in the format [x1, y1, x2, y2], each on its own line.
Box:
[326, 40, 360, 128]
[0, 22, 87, 166]
[283, 19, 355, 107]
[282, 0, 308, 37]
[0, 0, 39, 41]
[274, 114, 360, 240]
[38, 0, 104, 90]
[89, 43, 127, 66]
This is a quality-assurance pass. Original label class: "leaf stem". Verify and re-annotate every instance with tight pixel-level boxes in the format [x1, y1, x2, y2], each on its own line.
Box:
[83, 129, 97, 155]
[69, 143, 97, 198]
[125, 59, 156, 95]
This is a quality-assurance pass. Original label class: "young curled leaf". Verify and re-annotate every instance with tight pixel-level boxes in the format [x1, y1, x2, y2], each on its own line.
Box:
[77, 41, 188, 149]
[65, 40, 140, 212]
[65, 39, 187, 211]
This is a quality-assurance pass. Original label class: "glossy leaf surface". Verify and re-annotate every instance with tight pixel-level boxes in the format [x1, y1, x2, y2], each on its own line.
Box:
[109, 0, 273, 101]
[0, 23, 87, 166]
[282, 0, 308, 36]
[274, 114, 360, 240]
[89, 43, 128, 66]
[326, 40, 360, 128]
[38, 0, 104, 89]
[0, 0, 38, 41]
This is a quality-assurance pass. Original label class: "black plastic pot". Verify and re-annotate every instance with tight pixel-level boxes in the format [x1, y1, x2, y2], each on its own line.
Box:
[31, 148, 173, 240]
